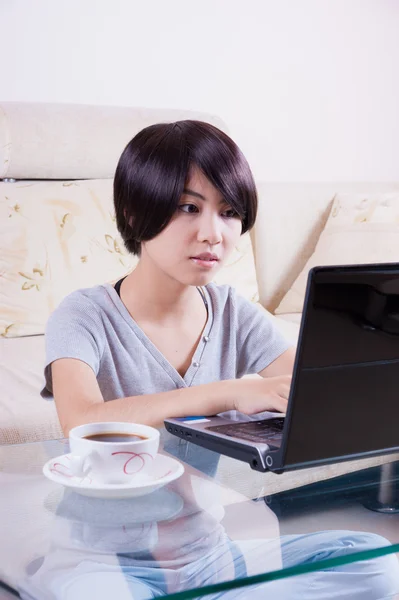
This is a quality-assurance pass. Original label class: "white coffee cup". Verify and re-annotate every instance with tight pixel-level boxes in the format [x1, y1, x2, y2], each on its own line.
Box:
[69, 422, 160, 484]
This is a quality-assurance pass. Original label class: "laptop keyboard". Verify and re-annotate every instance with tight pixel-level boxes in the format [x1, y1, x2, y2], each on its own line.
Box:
[206, 418, 285, 446]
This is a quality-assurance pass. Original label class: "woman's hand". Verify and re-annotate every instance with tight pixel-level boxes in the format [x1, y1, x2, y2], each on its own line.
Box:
[231, 375, 291, 415]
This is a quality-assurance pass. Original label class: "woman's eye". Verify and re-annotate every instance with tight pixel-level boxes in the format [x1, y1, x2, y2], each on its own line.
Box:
[179, 204, 199, 214]
[222, 208, 239, 219]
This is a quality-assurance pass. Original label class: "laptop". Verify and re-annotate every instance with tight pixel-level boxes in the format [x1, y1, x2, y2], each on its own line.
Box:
[165, 263, 399, 473]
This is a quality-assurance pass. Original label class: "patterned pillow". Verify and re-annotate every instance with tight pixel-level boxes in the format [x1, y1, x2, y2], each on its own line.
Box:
[275, 192, 399, 314]
[0, 180, 259, 337]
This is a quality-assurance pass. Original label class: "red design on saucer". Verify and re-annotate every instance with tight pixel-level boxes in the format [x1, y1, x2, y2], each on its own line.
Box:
[49, 459, 92, 484]
[50, 462, 74, 478]
[158, 469, 173, 479]
[111, 451, 154, 475]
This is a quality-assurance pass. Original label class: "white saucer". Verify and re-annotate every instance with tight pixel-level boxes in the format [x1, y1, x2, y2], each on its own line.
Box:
[43, 453, 184, 499]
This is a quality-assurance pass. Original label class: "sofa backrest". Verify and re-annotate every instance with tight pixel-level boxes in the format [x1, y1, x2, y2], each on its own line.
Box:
[0, 102, 228, 180]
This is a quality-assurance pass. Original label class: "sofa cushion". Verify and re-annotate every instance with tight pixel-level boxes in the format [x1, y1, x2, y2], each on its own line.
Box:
[276, 313, 301, 325]
[1, 179, 135, 337]
[275, 192, 399, 314]
[0, 336, 62, 444]
[0, 179, 259, 337]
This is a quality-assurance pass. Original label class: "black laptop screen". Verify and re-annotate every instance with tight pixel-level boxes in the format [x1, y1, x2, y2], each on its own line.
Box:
[283, 264, 399, 467]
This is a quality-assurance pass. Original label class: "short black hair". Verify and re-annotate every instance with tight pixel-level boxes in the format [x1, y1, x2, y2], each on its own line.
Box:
[114, 120, 258, 256]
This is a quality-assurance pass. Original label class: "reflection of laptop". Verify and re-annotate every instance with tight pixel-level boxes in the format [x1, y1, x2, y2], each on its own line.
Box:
[165, 263, 399, 473]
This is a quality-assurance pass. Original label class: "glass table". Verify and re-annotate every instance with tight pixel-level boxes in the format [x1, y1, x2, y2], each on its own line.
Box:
[1, 439, 399, 599]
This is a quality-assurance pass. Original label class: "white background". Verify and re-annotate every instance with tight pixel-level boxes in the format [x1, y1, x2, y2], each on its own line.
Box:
[1, 0, 398, 181]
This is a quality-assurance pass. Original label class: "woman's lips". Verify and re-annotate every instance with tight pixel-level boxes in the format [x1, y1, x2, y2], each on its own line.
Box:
[190, 257, 219, 269]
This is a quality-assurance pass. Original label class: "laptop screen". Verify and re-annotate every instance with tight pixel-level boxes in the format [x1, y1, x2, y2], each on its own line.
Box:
[283, 264, 399, 467]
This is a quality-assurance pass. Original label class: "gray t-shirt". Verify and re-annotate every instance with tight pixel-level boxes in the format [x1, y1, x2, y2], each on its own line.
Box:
[42, 282, 290, 474]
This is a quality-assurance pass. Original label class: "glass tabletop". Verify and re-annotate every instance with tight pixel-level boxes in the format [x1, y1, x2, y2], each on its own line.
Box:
[1, 439, 399, 599]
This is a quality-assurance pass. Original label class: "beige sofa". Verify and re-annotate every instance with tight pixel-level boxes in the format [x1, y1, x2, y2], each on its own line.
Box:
[1, 101, 399, 498]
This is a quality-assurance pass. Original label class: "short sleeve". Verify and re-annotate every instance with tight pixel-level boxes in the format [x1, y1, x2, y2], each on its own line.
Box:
[232, 290, 292, 377]
[41, 292, 104, 399]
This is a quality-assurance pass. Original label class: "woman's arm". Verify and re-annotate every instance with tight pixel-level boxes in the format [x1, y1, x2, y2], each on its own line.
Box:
[52, 358, 290, 435]
[258, 347, 296, 378]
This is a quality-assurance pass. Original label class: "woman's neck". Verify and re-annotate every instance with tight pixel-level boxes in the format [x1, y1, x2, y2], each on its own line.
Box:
[121, 259, 202, 324]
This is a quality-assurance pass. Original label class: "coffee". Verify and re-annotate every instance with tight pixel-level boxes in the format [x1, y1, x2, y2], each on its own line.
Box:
[83, 432, 148, 443]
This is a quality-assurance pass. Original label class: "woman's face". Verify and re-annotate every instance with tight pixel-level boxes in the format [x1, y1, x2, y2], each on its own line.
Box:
[141, 167, 243, 286]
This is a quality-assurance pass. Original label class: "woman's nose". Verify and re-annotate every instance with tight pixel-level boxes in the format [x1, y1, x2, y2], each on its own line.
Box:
[196, 214, 222, 245]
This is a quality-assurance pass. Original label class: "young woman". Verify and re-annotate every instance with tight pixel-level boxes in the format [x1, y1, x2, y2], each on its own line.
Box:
[41, 121, 399, 598]
[42, 120, 295, 474]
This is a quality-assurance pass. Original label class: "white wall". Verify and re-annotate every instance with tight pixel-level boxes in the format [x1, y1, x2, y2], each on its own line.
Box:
[1, 0, 398, 182]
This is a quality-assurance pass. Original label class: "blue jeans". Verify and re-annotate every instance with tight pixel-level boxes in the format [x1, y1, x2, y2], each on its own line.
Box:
[29, 530, 399, 600]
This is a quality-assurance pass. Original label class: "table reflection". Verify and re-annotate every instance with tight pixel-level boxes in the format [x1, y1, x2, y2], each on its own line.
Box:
[19, 466, 399, 600]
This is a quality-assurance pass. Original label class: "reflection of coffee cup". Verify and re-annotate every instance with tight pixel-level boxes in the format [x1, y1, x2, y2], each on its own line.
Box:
[69, 422, 160, 484]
